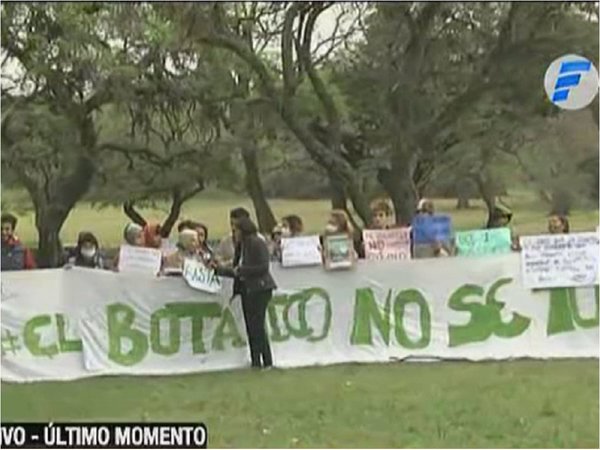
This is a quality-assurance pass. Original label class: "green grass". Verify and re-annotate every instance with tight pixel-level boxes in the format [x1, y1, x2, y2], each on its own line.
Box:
[1, 189, 598, 248]
[2, 360, 598, 448]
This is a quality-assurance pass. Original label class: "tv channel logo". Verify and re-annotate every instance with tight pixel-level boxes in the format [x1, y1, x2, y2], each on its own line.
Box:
[544, 54, 599, 110]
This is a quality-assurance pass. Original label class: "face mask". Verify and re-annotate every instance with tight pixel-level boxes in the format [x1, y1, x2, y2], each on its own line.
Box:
[325, 224, 338, 233]
[81, 248, 97, 259]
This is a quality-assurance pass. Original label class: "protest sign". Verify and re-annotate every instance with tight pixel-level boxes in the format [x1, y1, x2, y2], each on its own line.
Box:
[183, 258, 222, 294]
[412, 215, 452, 244]
[324, 234, 354, 270]
[363, 228, 411, 261]
[118, 245, 162, 276]
[520, 232, 599, 289]
[281, 235, 322, 267]
[455, 228, 512, 257]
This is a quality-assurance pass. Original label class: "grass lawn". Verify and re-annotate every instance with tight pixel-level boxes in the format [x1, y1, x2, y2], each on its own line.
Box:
[1, 189, 598, 248]
[2, 360, 598, 448]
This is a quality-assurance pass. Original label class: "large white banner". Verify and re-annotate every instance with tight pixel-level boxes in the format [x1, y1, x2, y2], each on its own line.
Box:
[1, 254, 598, 383]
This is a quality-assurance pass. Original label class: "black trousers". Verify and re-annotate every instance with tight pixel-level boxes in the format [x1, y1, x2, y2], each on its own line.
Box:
[241, 289, 273, 368]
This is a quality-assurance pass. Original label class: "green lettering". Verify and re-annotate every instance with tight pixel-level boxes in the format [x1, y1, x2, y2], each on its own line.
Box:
[571, 286, 599, 329]
[448, 284, 492, 347]
[23, 315, 59, 358]
[150, 308, 180, 355]
[212, 307, 245, 350]
[166, 302, 221, 354]
[350, 288, 391, 345]
[547, 286, 599, 335]
[393, 289, 431, 349]
[486, 278, 530, 338]
[448, 279, 530, 347]
[267, 295, 291, 342]
[282, 288, 331, 342]
[107, 303, 148, 366]
[55, 314, 82, 352]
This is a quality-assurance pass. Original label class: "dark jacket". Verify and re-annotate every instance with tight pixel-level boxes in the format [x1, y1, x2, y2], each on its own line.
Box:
[1, 237, 36, 271]
[218, 234, 276, 295]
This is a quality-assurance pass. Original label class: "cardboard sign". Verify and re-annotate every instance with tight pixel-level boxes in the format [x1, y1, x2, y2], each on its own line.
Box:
[412, 215, 452, 245]
[363, 228, 411, 261]
[281, 235, 322, 267]
[183, 258, 222, 294]
[520, 232, 599, 289]
[118, 245, 162, 276]
[323, 234, 354, 270]
[455, 228, 512, 257]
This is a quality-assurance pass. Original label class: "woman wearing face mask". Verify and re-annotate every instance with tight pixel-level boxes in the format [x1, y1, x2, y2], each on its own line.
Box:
[281, 215, 304, 237]
[67, 232, 106, 269]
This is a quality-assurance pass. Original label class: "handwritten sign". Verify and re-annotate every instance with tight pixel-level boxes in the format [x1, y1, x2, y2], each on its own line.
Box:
[412, 215, 452, 245]
[520, 232, 599, 289]
[324, 234, 354, 270]
[281, 235, 322, 267]
[183, 258, 222, 294]
[363, 228, 411, 261]
[118, 245, 162, 276]
[455, 228, 512, 257]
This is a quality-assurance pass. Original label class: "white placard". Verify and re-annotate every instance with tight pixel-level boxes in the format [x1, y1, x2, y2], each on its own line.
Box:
[281, 235, 322, 267]
[182, 258, 222, 294]
[520, 232, 599, 289]
[363, 228, 411, 261]
[117, 245, 162, 276]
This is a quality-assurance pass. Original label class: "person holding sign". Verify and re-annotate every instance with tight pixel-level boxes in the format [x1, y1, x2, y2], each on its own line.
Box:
[142, 223, 163, 249]
[320, 210, 358, 269]
[112, 223, 144, 270]
[281, 214, 304, 237]
[412, 213, 453, 259]
[213, 216, 276, 370]
[548, 213, 570, 234]
[368, 199, 393, 230]
[164, 229, 200, 272]
[416, 198, 435, 217]
[487, 204, 520, 251]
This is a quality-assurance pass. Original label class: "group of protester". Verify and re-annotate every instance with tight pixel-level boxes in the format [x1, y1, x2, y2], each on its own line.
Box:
[0, 200, 576, 371]
[0, 199, 572, 274]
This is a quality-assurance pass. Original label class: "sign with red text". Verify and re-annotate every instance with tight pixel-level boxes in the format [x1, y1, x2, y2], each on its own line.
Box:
[363, 228, 411, 261]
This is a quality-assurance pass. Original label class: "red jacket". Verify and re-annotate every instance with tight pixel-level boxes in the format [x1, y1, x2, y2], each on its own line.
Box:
[1, 236, 36, 270]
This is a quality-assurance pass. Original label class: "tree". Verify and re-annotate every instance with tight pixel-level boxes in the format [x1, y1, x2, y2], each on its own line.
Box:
[162, 2, 375, 226]
[337, 2, 598, 224]
[1, 3, 129, 266]
[501, 110, 599, 215]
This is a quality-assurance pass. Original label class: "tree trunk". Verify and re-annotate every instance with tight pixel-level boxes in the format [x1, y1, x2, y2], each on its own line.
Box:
[123, 201, 147, 227]
[474, 174, 497, 228]
[456, 196, 471, 209]
[549, 189, 572, 216]
[377, 153, 416, 225]
[329, 175, 347, 210]
[161, 190, 184, 238]
[33, 206, 74, 269]
[242, 143, 277, 234]
[455, 178, 472, 209]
